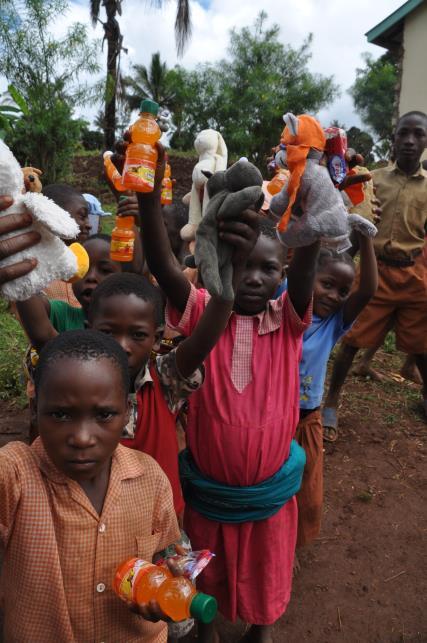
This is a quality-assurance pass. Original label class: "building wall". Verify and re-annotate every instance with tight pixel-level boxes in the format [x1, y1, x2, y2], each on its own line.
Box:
[399, 2, 427, 116]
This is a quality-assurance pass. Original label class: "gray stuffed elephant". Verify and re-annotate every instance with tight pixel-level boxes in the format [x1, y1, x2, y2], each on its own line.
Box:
[191, 159, 264, 301]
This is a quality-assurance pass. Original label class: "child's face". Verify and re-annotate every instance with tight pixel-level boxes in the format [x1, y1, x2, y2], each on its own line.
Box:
[73, 239, 122, 312]
[234, 234, 286, 315]
[90, 294, 160, 382]
[313, 260, 355, 318]
[394, 115, 427, 166]
[36, 357, 129, 483]
[67, 195, 91, 243]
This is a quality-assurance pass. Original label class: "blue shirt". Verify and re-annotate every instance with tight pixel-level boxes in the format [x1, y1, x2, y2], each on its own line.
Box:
[299, 310, 352, 410]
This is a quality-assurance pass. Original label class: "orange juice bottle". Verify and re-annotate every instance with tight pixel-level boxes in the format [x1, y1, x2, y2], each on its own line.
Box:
[161, 156, 173, 205]
[122, 99, 160, 192]
[267, 169, 289, 195]
[103, 151, 127, 192]
[113, 558, 217, 624]
[110, 215, 135, 262]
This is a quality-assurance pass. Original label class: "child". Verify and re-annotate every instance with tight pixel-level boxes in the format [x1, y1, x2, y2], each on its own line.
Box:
[0, 329, 180, 642]
[83, 192, 109, 235]
[87, 271, 241, 516]
[17, 234, 122, 349]
[323, 111, 427, 432]
[296, 233, 377, 548]
[136, 144, 318, 643]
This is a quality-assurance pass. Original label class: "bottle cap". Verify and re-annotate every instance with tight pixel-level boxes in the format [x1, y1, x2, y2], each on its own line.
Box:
[190, 592, 217, 624]
[139, 99, 159, 116]
[116, 216, 134, 228]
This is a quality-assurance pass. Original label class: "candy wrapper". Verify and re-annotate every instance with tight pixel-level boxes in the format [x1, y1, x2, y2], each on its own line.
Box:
[156, 549, 215, 583]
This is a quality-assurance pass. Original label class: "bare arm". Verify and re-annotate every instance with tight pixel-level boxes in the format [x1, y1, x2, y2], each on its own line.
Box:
[286, 240, 320, 320]
[16, 296, 57, 351]
[342, 232, 378, 326]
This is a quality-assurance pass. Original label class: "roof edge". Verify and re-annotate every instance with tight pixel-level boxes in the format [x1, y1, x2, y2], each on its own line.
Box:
[366, 0, 424, 44]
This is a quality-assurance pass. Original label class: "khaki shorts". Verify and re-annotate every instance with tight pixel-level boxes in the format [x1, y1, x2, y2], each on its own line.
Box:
[343, 253, 427, 354]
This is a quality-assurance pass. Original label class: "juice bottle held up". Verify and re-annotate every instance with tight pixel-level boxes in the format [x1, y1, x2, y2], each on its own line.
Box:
[103, 151, 127, 192]
[267, 169, 289, 195]
[161, 156, 173, 205]
[110, 214, 135, 262]
[113, 558, 217, 624]
[122, 99, 161, 192]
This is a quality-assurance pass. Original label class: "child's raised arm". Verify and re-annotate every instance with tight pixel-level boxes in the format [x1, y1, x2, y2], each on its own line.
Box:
[16, 296, 57, 351]
[286, 240, 320, 320]
[342, 232, 378, 326]
[175, 210, 259, 378]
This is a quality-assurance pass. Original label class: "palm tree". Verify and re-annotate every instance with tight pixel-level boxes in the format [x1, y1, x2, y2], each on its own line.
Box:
[122, 52, 176, 112]
[90, 0, 191, 149]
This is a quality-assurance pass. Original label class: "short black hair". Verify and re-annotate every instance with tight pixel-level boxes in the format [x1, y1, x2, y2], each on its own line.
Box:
[258, 215, 279, 241]
[83, 233, 111, 245]
[34, 329, 130, 396]
[316, 248, 355, 272]
[162, 202, 188, 229]
[396, 111, 427, 130]
[88, 273, 164, 326]
[42, 184, 86, 211]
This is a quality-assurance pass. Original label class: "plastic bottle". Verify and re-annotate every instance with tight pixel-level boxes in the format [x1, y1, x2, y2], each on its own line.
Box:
[110, 214, 135, 262]
[267, 169, 289, 195]
[113, 558, 217, 624]
[161, 156, 173, 205]
[103, 151, 127, 192]
[122, 99, 161, 192]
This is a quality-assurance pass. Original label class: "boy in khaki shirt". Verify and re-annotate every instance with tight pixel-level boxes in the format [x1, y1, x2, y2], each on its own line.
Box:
[323, 111, 427, 437]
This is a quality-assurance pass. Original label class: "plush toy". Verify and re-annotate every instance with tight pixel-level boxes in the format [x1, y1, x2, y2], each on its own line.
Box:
[0, 140, 88, 301]
[270, 113, 377, 251]
[180, 129, 228, 242]
[22, 166, 43, 193]
[192, 159, 264, 301]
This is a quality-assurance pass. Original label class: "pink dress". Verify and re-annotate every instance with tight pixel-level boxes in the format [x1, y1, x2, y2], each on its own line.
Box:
[167, 286, 311, 624]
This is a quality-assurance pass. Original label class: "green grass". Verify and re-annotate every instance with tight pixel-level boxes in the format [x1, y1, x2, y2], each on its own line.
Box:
[0, 299, 28, 404]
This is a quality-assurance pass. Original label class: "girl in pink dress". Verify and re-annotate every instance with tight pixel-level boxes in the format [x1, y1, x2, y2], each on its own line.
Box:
[140, 172, 319, 642]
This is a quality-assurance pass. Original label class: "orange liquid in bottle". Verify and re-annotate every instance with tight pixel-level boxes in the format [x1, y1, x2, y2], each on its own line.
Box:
[122, 99, 161, 193]
[267, 169, 289, 195]
[110, 216, 135, 262]
[161, 159, 173, 205]
[103, 152, 127, 192]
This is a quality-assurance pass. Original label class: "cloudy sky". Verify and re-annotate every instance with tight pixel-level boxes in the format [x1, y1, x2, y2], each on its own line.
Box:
[7, 0, 406, 132]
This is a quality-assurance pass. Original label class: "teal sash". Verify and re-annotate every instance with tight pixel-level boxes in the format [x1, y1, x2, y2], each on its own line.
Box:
[179, 440, 306, 523]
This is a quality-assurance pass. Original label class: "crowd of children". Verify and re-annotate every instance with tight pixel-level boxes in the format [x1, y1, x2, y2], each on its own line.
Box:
[0, 110, 426, 643]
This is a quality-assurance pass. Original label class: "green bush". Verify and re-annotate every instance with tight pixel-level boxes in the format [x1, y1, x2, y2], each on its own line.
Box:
[0, 299, 27, 403]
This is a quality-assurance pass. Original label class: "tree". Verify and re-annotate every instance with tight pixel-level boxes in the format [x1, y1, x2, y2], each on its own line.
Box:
[346, 126, 375, 166]
[122, 52, 177, 111]
[169, 12, 339, 167]
[91, 0, 191, 149]
[0, 0, 100, 182]
[349, 52, 398, 157]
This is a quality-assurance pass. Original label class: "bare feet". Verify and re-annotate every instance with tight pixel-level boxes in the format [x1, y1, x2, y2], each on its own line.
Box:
[240, 624, 273, 643]
[351, 362, 386, 382]
[400, 359, 422, 385]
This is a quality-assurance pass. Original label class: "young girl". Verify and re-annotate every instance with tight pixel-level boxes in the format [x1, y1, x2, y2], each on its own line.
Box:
[135, 145, 319, 643]
[296, 232, 377, 548]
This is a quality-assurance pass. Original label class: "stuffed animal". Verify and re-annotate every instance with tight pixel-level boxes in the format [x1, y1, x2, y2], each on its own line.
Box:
[0, 140, 88, 301]
[270, 113, 377, 251]
[22, 166, 43, 193]
[180, 129, 228, 242]
[192, 159, 264, 301]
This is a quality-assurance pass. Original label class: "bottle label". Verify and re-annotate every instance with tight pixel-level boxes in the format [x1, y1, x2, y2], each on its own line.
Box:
[110, 237, 135, 260]
[161, 187, 172, 204]
[117, 559, 154, 603]
[123, 158, 155, 190]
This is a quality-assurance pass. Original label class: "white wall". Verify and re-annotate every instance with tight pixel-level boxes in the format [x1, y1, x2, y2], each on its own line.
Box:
[399, 2, 427, 116]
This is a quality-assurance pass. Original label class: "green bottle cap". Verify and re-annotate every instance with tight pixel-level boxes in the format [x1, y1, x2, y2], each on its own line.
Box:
[190, 592, 217, 624]
[139, 99, 159, 116]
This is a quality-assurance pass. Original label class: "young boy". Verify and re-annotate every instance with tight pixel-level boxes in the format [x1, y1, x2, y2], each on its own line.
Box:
[323, 111, 427, 433]
[0, 330, 180, 642]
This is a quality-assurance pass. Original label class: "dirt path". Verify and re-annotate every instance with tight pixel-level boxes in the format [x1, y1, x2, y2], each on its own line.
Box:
[1, 348, 426, 642]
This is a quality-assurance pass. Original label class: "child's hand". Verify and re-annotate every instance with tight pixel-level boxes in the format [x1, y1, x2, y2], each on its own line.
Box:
[0, 196, 40, 285]
[132, 554, 185, 623]
[117, 195, 140, 220]
[218, 208, 259, 270]
[110, 134, 166, 199]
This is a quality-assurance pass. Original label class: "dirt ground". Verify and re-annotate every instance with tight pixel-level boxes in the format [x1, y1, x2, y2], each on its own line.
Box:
[1, 347, 426, 642]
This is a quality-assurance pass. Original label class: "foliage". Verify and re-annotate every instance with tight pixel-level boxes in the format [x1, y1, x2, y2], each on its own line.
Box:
[80, 124, 104, 151]
[168, 12, 339, 168]
[122, 52, 177, 111]
[347, 126, 375, 166]
[0, 0, 101, 182]
[0, 300, 27, 403]
[0, 85, 28, 139]
[349, 52, 398, 158]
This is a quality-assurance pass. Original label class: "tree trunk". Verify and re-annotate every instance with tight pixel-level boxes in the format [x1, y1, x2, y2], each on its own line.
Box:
[103, 0, 121, 149]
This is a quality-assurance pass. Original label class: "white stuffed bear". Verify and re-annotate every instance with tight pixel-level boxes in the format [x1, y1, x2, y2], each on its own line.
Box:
[0, 140, 81, 301]
[180, 129, 228, 242]
[270, 113, 377, 251]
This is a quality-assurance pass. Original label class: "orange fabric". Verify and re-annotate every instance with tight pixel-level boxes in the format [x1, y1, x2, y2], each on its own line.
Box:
[277, 115, 326, 232]
[0, 439, 180, 643]
[343, 253, 427, 353]
[44, 279, 81, 308]
[295, 409, 323, 547]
